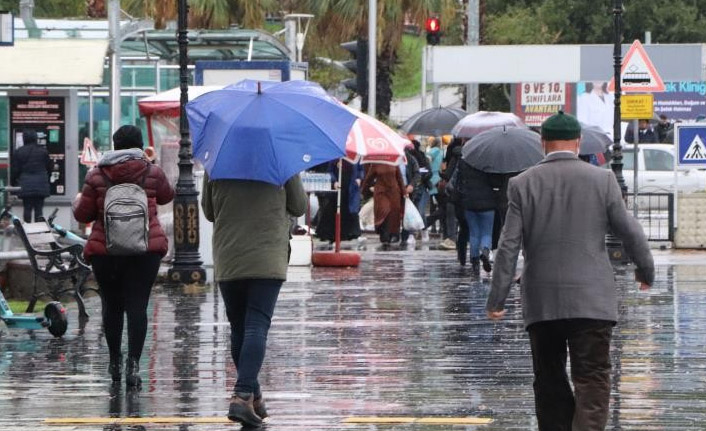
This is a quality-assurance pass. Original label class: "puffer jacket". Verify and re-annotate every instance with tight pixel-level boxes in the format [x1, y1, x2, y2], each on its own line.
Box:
[72, 149, 174, 260]
[11, 143, 51, 198]
[454, 160, 497, 212]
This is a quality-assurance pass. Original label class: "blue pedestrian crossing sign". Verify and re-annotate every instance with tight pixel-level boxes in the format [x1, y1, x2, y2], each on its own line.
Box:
[676, 124, 706, 167]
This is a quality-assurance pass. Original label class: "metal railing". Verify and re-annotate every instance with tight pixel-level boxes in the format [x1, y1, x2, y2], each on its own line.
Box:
[626, 193, 674, 242]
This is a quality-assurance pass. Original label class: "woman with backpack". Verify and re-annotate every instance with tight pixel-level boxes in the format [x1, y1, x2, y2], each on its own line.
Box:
[73, 125, 174, 388]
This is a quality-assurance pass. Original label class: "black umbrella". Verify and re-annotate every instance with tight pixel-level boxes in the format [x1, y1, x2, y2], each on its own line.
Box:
[400, 106, 466, 136]
[462, 127, 544, 174]
[579, 123, 612, 155]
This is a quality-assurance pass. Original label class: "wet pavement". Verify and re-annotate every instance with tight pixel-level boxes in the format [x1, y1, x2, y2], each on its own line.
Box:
[1, 241, 705, 430]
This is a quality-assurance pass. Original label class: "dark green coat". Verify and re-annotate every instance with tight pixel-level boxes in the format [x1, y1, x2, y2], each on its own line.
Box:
[201, 173, 307, 282]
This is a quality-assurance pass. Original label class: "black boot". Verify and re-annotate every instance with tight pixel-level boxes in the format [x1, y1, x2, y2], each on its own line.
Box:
[480, 248, 492, 273]
[228, 392, 263, 427]
[125, 357, 141, 389]
[457, 239, 467, 266]
[108, 354, 122, 383]
[471, 257, 480, 275]
[253, 393, 268, 420]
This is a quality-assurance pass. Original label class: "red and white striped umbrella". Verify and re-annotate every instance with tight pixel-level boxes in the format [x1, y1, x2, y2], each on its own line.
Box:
[342, 106, 410, 166]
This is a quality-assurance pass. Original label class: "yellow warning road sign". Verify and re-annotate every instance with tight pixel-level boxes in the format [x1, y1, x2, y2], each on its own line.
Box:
[621, 94, 654, 120]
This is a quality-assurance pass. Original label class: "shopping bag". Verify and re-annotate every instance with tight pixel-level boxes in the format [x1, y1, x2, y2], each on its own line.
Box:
[403, 197, 424, 231]
[359, 199, 375, 231]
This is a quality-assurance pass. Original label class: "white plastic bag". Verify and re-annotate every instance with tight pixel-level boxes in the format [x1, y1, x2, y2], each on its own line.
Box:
[403, 197, 424, 231]
[359, 199, 375, 231]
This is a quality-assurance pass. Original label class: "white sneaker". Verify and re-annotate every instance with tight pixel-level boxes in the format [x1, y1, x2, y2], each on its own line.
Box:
[421, 230, 430, 243]
[439, 238, 456, 250]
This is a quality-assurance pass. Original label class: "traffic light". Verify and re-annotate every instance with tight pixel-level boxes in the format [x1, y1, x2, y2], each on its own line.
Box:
[340, 39, 368, 98]
[425, 17, 441, 45]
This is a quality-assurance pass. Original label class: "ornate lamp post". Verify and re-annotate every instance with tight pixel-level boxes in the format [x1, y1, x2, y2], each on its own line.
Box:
[611, 0, 626, 193]
[168, 0, 206, 284]
[607, 0, 627, 261]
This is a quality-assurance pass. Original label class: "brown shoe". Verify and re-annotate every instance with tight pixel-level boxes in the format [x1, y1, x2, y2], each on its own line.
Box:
[228, 392, 262, 427]
[253, 394, 268, 420]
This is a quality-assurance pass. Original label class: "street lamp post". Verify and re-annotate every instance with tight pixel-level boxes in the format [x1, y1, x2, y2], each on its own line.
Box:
[168, 0, 206, 285]
[607, 0, 628, 261]
[611, 0, 626, 193]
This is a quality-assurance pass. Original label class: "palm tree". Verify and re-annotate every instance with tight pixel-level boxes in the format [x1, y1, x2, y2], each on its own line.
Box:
[86, 0, 106, 18]
[122, 0, 276, 30]
[122, 0, 176, 29]
[302, 0, 457, 119]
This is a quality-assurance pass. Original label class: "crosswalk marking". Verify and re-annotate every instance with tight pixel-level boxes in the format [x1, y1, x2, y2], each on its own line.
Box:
[44, 416, 494, 426]
[343, 416, 493, 425]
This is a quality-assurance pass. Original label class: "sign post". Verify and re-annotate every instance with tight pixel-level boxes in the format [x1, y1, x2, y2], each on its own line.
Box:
[621, 93, 655, 217]
[609, 40, 665, 221]
[674, 124, 706, 235]
[608, 40, 666, 93]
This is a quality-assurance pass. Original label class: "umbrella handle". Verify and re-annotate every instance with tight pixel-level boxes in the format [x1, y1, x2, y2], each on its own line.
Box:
[335, 160, 343, 253]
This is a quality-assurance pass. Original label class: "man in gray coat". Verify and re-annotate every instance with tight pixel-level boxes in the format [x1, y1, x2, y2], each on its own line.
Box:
[486, 111, 654, 431]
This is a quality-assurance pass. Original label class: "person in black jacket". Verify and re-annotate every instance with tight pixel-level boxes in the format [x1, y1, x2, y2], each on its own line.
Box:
[655, 114, 672, 143]
[438, 137, 464, 250]
[11, 130, 51, 222]
[624, 119, 658, 144]
[408, 140, 432, 240]
[400, 148, 421, 246]
[453, 160, 496, 275]
[489, 172, 522, 250]
[443, 138, 470, 265]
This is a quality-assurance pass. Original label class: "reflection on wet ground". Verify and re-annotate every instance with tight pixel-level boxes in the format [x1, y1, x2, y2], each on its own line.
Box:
[1, 245, 705, 430]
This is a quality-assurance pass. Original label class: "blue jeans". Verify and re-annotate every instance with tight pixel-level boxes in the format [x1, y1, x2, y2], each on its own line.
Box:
[417, 189, 430, 222]
[219, 279, 282, 394]
[465, 210, 495, 258]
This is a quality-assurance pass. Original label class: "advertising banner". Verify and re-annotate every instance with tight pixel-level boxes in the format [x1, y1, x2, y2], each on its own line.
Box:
[514, 82, 573, 128]
[576, 81, 615, 139]
[654, 81, 706, 121]
[9, 95, 67, 195]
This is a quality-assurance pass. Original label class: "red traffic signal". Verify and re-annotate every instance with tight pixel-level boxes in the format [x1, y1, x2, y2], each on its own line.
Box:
[425, 17, 440, 34]
[425, 17, 441, 45]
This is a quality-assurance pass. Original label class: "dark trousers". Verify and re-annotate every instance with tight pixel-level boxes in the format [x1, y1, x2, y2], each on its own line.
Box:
[425, 194, 443, 232]
[528, 319, 613, 431]
[22, 197, 45, 223]
[455, 204, 469, 265]
[220, 279, 282, 395]
[445, 201, 457, 240]
[91, 253, 162, 361]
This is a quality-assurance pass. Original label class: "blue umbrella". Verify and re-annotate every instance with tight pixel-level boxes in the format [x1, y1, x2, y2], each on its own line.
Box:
[186, 79, 357, 186]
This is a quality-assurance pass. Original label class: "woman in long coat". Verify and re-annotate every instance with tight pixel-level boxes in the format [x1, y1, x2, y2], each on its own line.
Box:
[362, 164, 406, 244]
[317, 159, 364, 243]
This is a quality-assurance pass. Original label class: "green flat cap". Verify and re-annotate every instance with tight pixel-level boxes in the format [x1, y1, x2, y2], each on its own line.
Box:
[541, 110, 581, 141]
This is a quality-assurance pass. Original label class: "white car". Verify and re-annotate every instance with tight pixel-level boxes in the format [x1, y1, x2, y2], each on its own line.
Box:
[612, 144, 706, 194]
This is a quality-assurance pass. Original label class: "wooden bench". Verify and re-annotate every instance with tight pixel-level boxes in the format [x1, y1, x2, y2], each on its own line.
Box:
[12, 218, 94, 321]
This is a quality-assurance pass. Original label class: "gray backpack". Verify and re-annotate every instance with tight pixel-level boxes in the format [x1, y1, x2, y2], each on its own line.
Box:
[101, 167, 150, 255]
